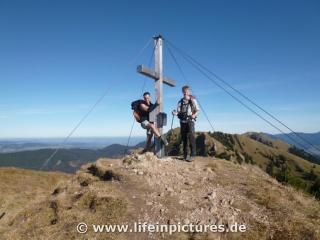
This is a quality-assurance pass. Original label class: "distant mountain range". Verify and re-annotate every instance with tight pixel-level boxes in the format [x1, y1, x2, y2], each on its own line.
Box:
[0, 137, 145, 153]
[0, 142, 51, 153]
[0, 142, 146, 174]
[261, 131, 320, 156]
[1, 130, 319, 182]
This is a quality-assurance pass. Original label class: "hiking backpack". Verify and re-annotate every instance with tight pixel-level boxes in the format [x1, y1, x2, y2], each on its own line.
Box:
[178, 95, 196, 120]
[131, 100, 143, 123]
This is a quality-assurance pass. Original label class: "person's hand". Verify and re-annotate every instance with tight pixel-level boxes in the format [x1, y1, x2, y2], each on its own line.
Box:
[172, 110, 177, 116]
[156, 98, 162, 105]
[191, 114, 196, 119]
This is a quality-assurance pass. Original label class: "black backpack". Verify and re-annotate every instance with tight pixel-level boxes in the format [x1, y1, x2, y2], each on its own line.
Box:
[131, 100, 143, 123]
[178, 95, 196, 120]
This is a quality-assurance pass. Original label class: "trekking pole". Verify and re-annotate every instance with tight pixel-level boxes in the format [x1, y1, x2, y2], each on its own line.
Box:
[170, 110, 175, 136]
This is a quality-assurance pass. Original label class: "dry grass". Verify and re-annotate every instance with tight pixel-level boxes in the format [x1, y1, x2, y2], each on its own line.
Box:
[0, 168, 71, 234]
[0, 164, 128, 240]
[229, 166, 320, 239]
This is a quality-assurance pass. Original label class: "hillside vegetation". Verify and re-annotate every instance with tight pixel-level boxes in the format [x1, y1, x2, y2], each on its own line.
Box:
[167, 129, 319, 177]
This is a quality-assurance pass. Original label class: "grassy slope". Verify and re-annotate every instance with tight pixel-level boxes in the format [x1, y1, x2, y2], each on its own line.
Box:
[234, 134, 320, 179]
[165, 128, 228, 157]
[0, 168, 72, 233]
[242, 132, 292, 151]
[165, 128, 320, 180]
[0, 163, 128, 240]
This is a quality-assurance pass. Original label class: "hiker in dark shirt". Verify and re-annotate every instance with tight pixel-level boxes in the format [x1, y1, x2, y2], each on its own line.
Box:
[140, 92, 168, 152]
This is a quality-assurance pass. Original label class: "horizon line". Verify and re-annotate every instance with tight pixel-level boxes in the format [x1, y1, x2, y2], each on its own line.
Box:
[1, 130, 320, 140]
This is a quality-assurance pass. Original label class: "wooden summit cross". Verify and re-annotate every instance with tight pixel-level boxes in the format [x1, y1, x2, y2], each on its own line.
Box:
[137, 35, 176, 158]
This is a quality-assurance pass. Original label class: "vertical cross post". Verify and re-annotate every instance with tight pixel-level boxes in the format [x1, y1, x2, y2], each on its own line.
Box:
[137, 35, 176, 158]
[154, 36, 163, 157]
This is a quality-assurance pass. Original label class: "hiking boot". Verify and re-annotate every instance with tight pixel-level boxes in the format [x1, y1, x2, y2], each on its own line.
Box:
[160, 136, 168, 146]
[140, 148, 147, 154]
[187, 156, 195, 162]
[184, 155, 190, 161]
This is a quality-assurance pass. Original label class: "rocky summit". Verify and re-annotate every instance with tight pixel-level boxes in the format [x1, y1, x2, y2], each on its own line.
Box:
[1, 152, 320, 240]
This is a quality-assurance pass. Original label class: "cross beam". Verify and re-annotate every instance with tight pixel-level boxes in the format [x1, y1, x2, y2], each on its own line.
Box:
[137, 36, 176, 158]
[137, 65, 176, 87]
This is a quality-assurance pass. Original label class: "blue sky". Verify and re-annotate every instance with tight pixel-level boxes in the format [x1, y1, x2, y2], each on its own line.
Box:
[1, 0, 320, 139]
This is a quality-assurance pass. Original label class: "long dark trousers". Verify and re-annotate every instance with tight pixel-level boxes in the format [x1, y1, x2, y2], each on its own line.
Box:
[180, 121, 196, 157]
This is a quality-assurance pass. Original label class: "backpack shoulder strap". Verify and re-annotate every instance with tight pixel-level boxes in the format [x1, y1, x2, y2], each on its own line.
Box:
[178, 98, 183, 107]
[188, 98, 195, 112]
